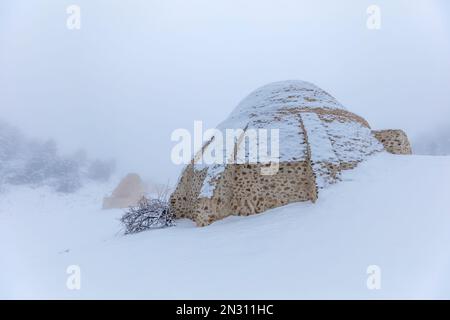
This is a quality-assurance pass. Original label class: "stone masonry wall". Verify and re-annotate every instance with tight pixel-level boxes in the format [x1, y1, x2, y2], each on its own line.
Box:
[170, 161, 317, 227]
[372, 130, 412, 155]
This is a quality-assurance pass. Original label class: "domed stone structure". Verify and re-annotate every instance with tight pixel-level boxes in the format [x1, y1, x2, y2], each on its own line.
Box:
[103, 173, 146, 209]
[170, 80, 411, 226]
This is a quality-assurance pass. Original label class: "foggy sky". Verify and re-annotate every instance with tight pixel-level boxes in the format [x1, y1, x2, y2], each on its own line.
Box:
[1, 0, 449, 183]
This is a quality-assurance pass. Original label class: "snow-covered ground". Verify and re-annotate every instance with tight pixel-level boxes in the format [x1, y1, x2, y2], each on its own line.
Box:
[1, 153, 450, 299]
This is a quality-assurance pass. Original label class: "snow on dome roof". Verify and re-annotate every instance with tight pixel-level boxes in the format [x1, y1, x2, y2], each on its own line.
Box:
[218, 80, 346, 130]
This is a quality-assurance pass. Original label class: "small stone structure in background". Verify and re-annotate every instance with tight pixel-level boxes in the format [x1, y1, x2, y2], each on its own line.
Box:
[103, 173, 146, 209]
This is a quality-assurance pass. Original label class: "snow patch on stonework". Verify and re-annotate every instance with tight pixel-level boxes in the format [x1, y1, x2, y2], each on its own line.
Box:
[300, 112, 340, 188]
[235, 118, 307, 164]
[227, 80, 345, 121]
[217, 80, 345, 132]
[198, 164, 225, 198]
[193, 135, 228, 199]
[301, 112, 339, 163]
[323, 119, 384, 163]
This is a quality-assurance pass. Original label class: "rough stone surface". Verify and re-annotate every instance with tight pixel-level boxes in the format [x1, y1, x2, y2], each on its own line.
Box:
[103, 173, 146, 209]
[373, 129, 412, 155]
[170, 80, 411, 226]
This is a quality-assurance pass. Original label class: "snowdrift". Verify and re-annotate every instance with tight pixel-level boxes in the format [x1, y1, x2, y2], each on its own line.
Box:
[1, 154, 449, 299]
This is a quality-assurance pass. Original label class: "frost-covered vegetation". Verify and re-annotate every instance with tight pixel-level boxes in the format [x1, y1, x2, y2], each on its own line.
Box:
[0, 120, 115, 192]
[120, 196, 175, 234]
[120, 185, 175, 234]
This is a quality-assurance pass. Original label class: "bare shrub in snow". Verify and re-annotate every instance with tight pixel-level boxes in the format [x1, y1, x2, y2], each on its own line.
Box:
[120, 196, 175, 234]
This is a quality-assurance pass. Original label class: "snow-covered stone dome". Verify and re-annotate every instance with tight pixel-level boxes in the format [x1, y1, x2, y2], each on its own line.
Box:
[170, 80, 411, 226]
[219, 80, 347, 129]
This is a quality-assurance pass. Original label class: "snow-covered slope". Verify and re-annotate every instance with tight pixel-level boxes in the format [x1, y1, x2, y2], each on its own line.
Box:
[1, 154, 450, 299]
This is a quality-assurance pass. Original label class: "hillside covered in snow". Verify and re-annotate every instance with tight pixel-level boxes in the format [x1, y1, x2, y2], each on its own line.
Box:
[1, 153, 449, 299]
